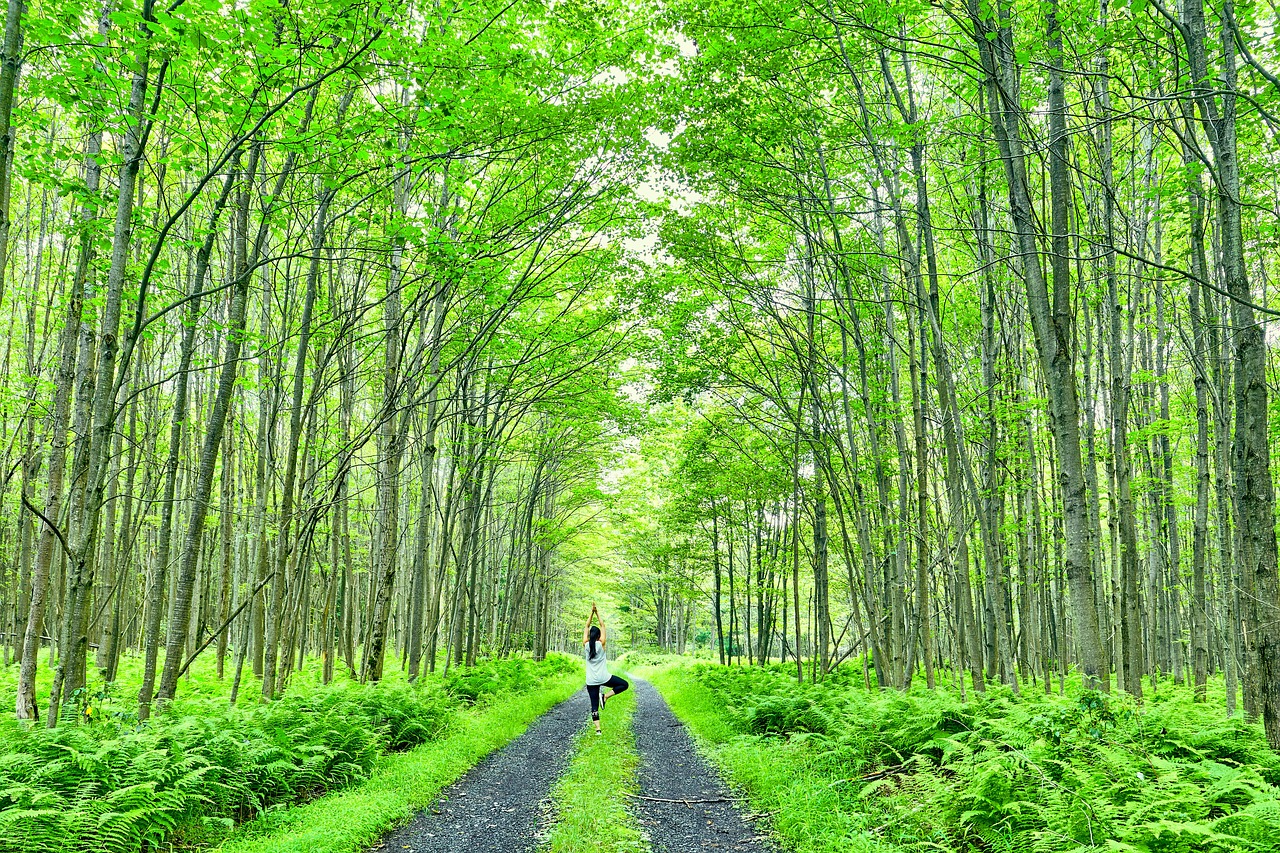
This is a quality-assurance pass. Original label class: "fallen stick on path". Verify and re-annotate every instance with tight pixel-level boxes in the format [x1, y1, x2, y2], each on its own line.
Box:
[626, 793, 732, 805]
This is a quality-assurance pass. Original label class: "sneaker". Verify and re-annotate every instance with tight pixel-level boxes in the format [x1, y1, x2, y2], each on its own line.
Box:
[601, 691, 608, 709]
[595, 729, 603, 736]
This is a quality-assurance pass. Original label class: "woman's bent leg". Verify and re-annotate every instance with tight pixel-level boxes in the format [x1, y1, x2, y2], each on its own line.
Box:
[606, 674, 629, 696]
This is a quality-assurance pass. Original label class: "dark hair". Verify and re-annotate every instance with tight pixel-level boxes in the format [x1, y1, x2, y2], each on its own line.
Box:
[588, 625, 601, 660]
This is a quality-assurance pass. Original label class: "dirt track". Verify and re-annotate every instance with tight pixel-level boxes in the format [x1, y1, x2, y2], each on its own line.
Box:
[370, 679, 775, 852]
[630, 678, 777, 852]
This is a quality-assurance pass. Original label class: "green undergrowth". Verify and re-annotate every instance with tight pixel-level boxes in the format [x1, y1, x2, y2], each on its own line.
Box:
[643, 662, 1280, 853]
[0, 655, 579, 853]
[543, 683, 647, 853]
[616, 649, 713, 670]
[219, 666, 579, 853]
[0, 650, 346, 723]
[442, 656, 571, 703]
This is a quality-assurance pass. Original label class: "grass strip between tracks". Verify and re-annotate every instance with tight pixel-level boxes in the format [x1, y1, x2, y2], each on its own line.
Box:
[542, 679, 647, 853]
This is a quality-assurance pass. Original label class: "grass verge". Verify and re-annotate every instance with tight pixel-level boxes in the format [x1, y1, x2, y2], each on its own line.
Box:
[217, 671, 580, 853]
[542, 681, 647, 853]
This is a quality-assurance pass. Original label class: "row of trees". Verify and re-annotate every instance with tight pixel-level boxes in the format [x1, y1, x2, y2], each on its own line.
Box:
[616, 0, 1280, 751]
[9, 0, 1280, 762]
[0, 0, 649, 724]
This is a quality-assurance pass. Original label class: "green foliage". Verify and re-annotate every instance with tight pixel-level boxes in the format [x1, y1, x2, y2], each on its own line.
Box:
[441, 654, 578, 704]
[616, 650, 684, 669]
[744, 694, 833, 738]
[645, 663, 1280, 853]
[0, 657, 573, 853]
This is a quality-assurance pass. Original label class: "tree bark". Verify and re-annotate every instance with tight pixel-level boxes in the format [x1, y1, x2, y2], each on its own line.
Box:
[0, 0, 26, 300]
[1181, 0, 1280, 746]
[156, 145, 273, 705]
[967, 0, 1106, 687]
[15, 109, 104, 722]
[137, 165, 238, 719]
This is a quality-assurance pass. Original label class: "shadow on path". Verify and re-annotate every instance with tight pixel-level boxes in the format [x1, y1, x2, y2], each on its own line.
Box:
[371, 688, 586, 853]
[631, 678, 777, 852]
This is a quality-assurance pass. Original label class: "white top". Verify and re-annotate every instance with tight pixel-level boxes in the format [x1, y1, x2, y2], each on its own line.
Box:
[584, 641, 611, 685]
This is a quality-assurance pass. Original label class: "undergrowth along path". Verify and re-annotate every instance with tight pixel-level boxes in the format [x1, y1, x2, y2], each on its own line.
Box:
[631, 678, 777, 853]
[370, 689, 587, 853]
[215, 674, 579, 853]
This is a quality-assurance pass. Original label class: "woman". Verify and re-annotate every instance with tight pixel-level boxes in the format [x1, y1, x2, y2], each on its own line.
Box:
[583, 602, 628, 734]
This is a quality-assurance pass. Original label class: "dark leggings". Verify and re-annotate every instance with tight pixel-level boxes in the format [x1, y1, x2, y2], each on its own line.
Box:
[587, 675, 629, 720]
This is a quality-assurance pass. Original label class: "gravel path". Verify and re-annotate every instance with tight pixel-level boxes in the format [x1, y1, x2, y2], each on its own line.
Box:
[631, 678, 777, 852]
[371, 689, 587, 853]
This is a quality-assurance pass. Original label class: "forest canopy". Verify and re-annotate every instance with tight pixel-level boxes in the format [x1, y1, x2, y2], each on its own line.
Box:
[0, 0, 1278, 773]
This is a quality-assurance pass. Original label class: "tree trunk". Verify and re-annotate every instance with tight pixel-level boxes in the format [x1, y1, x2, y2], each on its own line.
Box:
[362, 116, 411, 682]
[0, 0, 26, 300]
[968, 0, 1105, 687]
[1177, 100, 1212, 700]
[712, 507, 725, 666]
[156, 145, 272, 705]
[137, 165, 237, 719]
[15, 113, 104, 722]
[53, 21, 169, 725]
[1182, 0, 1280, 746]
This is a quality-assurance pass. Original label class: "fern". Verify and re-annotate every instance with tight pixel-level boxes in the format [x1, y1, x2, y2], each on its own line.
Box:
[0, 655, 573, 853]
[683, 663, 1280, 852]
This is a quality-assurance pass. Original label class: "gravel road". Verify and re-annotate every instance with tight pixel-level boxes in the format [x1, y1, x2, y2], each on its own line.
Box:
[371, 689, 587, 853]
[631, 678, 777, 852]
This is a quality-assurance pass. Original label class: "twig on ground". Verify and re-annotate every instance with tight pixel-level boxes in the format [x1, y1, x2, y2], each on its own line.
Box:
[626, 793, 732, 805]
[857, 763, 910, 782]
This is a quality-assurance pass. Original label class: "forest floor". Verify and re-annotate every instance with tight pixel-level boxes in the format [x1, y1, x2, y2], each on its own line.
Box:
[371, 676, 776, 853]
[634, 658, 1280, 853]
[0, 655, 582, 853]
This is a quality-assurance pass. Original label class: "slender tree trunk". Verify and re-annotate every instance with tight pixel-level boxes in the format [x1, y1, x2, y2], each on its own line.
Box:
[791, 415, 804, 683]
[0, 0, 26, 299]
[216, 399, 235, 678]
[53, 18, 169, 724]
[363, 115, 411, 682]
[15, 113, 104, 722]
[968, 0, 1105, 687]
[1176, 91, 1212, 701]
[712, 508, 725, 666]
[1182, 0, 1280, 746]
[137, 166, 237, 719]
[157, 145, 273, 705]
